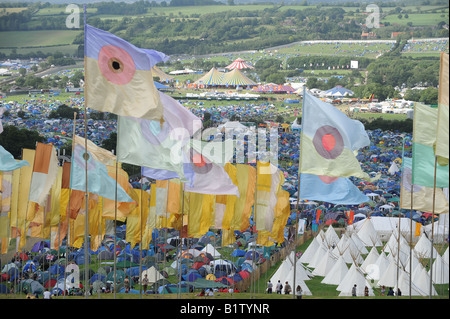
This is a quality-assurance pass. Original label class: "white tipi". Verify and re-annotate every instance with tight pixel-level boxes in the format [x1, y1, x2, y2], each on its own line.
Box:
[356, 218, 383, 246]
[413, 233, 439, 259]
[312, 250, 337, 277]
[321, 255, 349, 285]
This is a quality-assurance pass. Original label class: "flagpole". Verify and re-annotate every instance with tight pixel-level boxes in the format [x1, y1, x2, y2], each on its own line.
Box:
[139, 172, 143, 299]
[82, 3, 89, 300]
[293, 85, 306, 300]
[429, 156, 438, 299]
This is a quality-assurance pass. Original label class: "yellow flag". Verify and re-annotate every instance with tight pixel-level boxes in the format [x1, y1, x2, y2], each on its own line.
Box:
[17, 149, 35, 250]
[126, 189, 150, 248]
[415, 223, 422, 237]
[230, 164, 256, 232]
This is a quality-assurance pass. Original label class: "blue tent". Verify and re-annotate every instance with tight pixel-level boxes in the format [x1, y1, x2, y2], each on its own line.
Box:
[183, 272, 202, 282]
[324, 86, 354, 97]
[231, 249, 246, 257]
[22, 261, 37, 273]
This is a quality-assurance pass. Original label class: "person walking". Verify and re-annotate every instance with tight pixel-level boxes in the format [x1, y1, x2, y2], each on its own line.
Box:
[284, 281, 292, 295]
[267, 280, 273, 294]
[296, 285, 302, 299]
[276, 280, 283, 294]
[142, 274, 149, 294]
[352, 284, 357, 297]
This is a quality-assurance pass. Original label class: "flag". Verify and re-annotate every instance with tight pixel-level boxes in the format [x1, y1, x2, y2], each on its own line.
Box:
[228, 164, 256, 232]
[299, 92, 373, 181]
[255, 161, 284, 232]
[214, 163, 238, 230]
[435, 52, 449, 166]
[70, 138, 133, 203]
[415, 223, 421, 237]
[399, 157, 448, 214]
[268, 189, 290, 243]
[412, 103, 449, 188]
[348, 210, 355, 225]
[0, 171, 12, 253]
[299, 173, 369, 205]
[117, 91, 200, 181]
[316, 209, 322, 224]
[186, 192, 215, 238]
[16, 149, 35, 250]
[125, 189, 150, 248]
[0, 145, 29, 171]
[85, 24, 168, 121]
[183, 142, 239, 196]
[29, 143, 59, 206]
[0, 106, 4, 134]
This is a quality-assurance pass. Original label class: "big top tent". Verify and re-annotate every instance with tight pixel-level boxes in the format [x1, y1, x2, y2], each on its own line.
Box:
[194, 67, 224, 86]
[225, 57, 254, 70]
[221, 68, 256, 87]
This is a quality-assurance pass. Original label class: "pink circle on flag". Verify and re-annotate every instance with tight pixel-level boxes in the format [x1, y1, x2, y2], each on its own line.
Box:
[98, 45, 136, 85]
[318, 175, 339, 184]
[312, 125, 344, 159]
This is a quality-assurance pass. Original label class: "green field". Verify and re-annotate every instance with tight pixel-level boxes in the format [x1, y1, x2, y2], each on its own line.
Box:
[383, 12, 449, 26]
[0, 30, 81, 49]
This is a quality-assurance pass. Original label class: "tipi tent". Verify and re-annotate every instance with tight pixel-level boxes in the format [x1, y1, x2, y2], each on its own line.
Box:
[141, 266, 164, 284]
[360, 246, 380, 273]
[354, 218, 383, 246]
[321, 255, 349, 285]
[429, 253, 449, 284]
[299, 235, 321, 264]
[337, 264, 374, 296]
[201, 243, 221, 258]
[324, 226, 340, 247]
[414, 233, 439, 259]
[308, 243, 329, 269]
[312, 250, 337, 277]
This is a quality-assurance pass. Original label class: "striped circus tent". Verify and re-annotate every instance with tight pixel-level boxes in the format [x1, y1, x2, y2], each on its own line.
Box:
[221, 68, 256, 87]
[151, 65, 174, 83]
[252, 83, 294, 93]
[194, 67, 224, 86]
[225, 58, 254, 70]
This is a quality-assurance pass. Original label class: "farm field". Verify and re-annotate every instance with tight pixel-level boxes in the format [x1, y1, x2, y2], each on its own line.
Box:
[0, 30, 81, 49]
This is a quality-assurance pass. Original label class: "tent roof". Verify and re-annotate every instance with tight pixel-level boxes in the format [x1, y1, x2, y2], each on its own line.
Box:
[324, 86, 354, 97]
[221, 68, 256, 87]
[225, 58, 254, 70]
[194, 67, 224, 86]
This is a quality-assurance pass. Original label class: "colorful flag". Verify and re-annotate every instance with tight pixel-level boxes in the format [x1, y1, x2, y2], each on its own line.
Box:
[299, 173, 369, 205]
[348, 210, 355, 225]
[412, 103, 449, 188]
[315, 209, 322, 224]
[85, 24, 168, 121]
[70, 138, 133, 203]
[299, 92, 374, 181]
[117, 91, 200, 181]
[0, 171, 12, 253]
[255, 161, 284, 232]
[0, 145, 29, 171]
[183, 144, 239, 196]
[29, 143, 59, 206]
[268, 189, 290, 243]
[399, 157, 448, 214]
[435, 52, 449, 166]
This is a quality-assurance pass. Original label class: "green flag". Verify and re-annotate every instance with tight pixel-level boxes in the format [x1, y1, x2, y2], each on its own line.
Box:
[412, 103, 449, 187]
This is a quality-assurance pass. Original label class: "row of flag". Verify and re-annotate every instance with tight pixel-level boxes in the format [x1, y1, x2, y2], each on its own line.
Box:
[0, 23, 448, 255]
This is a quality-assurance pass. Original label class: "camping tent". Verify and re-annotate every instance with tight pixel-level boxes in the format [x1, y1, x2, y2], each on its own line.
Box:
[321, 255, 349, 285]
